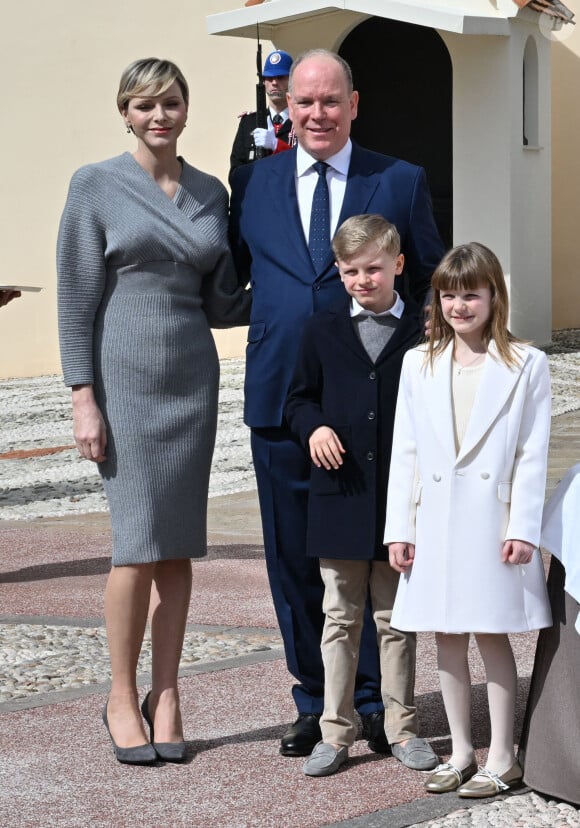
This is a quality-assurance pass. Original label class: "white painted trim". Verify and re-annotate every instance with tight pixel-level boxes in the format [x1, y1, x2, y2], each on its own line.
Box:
[206, 0, 512, 38]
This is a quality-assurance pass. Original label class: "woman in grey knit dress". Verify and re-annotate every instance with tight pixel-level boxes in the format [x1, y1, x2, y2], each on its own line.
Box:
[57, 58, 250, 765]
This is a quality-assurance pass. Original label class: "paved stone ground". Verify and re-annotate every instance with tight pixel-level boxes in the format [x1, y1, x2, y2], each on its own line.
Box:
[0, 334, 579, 827]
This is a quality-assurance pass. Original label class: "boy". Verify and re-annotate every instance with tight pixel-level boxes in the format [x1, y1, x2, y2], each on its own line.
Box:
[284, 215, 438, 777]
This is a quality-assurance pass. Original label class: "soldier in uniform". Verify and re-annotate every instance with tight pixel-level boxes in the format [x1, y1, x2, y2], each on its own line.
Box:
[229, 49, 294, 186]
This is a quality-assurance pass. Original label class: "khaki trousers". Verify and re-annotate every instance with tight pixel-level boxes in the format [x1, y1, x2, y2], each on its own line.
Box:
[319, 558, 418, 747]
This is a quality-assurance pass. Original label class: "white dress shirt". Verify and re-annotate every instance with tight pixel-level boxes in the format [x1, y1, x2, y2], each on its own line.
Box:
[349, 291, 405, 319]
[269, 107, 289, 124]
[295, 140, 352, 242]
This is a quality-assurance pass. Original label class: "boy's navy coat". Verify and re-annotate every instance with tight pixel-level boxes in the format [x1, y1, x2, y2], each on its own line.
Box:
[285, 296, 422, 561]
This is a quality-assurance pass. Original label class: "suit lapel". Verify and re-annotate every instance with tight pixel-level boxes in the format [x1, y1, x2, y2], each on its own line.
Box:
[266, 150, 317, 283]
[261, 144, 383, 281]
[456, 342, 527, 463]
[338, 143, 381, 227]
[310, 143, 382, 277]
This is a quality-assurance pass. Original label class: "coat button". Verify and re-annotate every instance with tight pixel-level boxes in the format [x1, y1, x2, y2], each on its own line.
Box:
[367, 411, 376, 420]
[369, 371, 377, 380]
[313, 284, 321, 291]
[480, 472, 490, 479]
[433, 473, 441, 482]
[366, 451, 375, 461]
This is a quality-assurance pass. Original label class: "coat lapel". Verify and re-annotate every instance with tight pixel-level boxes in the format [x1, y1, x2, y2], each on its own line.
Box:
[328, 302, 369, 362]
[456, 342, 528, 463]
[424, 345, 457, 462]
[329, 302, 421, 367]
[374, 308, 422, 365]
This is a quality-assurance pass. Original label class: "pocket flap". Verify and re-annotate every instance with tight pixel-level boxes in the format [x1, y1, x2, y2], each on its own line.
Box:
[414, 481, 423, 505]
[247, 321, 266, 344]
[497, 482, 512, 502]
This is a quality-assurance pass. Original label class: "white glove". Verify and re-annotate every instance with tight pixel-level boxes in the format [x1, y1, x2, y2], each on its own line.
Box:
[252, 125, 277, 152]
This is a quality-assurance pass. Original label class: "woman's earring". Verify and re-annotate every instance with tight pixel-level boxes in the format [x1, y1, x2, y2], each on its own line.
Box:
[126, 124, 132, 134]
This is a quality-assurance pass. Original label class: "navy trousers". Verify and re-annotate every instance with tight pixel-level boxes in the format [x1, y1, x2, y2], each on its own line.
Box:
[251, 425, 383, 715]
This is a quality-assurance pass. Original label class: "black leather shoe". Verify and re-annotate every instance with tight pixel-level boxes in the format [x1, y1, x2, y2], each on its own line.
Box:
[361, 711, 391, 754]
[280, 714, 322, 756]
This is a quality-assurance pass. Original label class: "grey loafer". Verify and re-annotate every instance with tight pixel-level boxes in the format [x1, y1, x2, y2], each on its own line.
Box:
[392, 737, 438, 770]
[303, 741, 348, 777]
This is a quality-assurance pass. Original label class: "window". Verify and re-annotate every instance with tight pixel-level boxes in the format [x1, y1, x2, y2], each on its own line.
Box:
[523, 36, 539, 147]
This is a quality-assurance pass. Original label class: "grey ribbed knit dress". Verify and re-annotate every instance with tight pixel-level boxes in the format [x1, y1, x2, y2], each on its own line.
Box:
[57, 152, 250, 565]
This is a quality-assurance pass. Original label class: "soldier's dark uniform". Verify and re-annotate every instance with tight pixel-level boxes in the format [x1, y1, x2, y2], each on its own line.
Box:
[228, 49, 294, 187]
[229, 113, 293, 184]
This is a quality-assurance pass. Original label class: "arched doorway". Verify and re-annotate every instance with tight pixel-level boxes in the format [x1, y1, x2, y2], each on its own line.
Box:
[340, 17, 453, 248]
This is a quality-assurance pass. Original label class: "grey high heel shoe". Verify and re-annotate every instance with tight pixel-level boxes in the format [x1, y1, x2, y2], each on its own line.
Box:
[141, 692, 187, 763]
[102, 701, 157, 765]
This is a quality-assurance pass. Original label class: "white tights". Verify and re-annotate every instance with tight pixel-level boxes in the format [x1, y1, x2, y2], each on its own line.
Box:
[436, 632, 517, 774]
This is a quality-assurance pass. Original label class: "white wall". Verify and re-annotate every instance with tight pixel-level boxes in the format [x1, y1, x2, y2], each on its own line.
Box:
[0, 0, 264, 378]
[441, 23, 552, 344]
[2, 3, 577, 379]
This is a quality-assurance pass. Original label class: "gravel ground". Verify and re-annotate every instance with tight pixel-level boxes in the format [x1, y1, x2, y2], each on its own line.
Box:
[415, 794, 580, 828]
[0, 621, 283, 703]
[0, 358, 253, 520]
[1, 331, 579, 522]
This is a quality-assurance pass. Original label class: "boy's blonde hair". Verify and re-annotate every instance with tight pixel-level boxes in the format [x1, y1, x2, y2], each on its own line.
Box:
[428, 241, 523, 368]
[332, 214, 400, 262]
[117, 57, 189, 113]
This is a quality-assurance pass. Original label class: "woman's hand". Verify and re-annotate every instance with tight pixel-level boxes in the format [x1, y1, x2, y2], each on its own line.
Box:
[388, 542, 415, 573]
[72, 385, 107, 462]
[501, 539, 536, 565]
[308, 426, 345, 470]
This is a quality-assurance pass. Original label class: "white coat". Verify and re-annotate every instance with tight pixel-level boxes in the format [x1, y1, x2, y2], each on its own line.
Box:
[384, 341, 553, 633]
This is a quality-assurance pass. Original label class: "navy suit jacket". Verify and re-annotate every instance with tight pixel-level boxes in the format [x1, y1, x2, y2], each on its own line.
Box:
[284, 297, 422, 560]
[229, 141, 444, 428]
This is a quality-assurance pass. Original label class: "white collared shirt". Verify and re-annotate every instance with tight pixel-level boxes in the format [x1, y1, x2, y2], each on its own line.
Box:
[295, 140, 352, 242]
[269, 107, 289, 123]
[349, 291, 405, 319]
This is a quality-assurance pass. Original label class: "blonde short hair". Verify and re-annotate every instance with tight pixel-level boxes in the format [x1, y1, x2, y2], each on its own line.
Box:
[332, 214, 401, 262]
[117, 58, 189, 112]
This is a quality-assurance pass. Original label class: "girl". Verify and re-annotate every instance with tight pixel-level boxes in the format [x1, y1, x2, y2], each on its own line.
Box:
[384, 242, 552, 798]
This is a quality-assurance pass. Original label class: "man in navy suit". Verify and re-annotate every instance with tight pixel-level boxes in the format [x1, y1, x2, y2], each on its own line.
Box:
[229, 48, 444, 757]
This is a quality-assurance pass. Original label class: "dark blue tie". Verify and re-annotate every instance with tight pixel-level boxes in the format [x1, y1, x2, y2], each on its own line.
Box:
[308, 161, 330, 271]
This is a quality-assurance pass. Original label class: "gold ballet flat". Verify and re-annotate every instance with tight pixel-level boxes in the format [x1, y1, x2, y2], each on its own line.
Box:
[457, 761, 523, 798]
[425, 761, 478, 793]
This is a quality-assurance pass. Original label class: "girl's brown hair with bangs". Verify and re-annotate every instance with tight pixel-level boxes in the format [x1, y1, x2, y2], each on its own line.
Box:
[428, 242, 523, 369]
